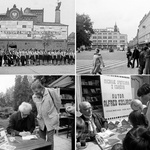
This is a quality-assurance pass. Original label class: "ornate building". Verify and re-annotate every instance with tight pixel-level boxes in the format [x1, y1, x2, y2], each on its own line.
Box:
[0, 3, 69, 50]
[91, 24, 128, 50]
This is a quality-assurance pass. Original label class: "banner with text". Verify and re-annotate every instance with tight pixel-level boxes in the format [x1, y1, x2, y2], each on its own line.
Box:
[100, 75, 132, 119]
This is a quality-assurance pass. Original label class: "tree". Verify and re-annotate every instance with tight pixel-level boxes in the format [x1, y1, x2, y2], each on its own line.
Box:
[13, 75, 33, 111]
[4, 86, 14, 106]
[13, 75, 22, 110]
[76, 13, 94, 48]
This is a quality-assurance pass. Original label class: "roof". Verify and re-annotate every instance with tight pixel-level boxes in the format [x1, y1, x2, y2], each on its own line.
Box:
[68, 32, 75, 39]
[35, 22, 68, 26]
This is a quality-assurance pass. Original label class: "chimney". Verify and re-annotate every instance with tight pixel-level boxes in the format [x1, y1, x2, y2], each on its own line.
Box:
[55, 9, 60, 23]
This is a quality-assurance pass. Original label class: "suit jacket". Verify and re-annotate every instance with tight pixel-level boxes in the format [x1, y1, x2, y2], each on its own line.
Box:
[79, 112, 108, 141]
[7, 111, 35, 136]
[32, 88, 60, 131]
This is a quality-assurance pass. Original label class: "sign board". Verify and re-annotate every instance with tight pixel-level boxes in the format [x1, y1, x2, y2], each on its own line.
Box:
[0, 21, 67, 40]
[100, 75, 132, 119]
[0, 21, 33, 39]
[33, 25, 67, 40]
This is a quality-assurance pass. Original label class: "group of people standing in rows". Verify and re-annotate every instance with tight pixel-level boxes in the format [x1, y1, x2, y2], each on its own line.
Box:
[126, 45, 150, 74]
[0, 48, 75, 67]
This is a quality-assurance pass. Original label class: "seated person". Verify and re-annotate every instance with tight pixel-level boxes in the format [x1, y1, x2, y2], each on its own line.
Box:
[78, 101, 108, 142]
[7, 102, 35, 136]
[129, 110, 148, 129]
[123, 126, 150, 150]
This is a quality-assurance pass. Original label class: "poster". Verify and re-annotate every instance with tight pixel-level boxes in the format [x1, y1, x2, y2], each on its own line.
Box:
[100, 75, 132, 119]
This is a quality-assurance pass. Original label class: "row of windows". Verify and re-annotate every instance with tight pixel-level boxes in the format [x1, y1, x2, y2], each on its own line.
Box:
[93, 36, 125, 39]
[94, 32, 118, 35]
[0, 25, 27, 28]
[92, 40, 125, 43]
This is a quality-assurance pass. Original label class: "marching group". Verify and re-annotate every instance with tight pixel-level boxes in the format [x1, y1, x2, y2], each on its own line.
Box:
[126, 45, 150, 74]
[0, 48, 75, 67]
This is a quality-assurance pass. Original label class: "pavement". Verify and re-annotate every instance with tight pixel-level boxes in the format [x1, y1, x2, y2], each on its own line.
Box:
[0, 65, 75, 74]
[76, 50, 138, 74]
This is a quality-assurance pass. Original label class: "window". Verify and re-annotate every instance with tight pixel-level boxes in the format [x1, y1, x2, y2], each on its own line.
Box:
[93, 40, 97, 43]
[108, 33, 112, 35]
[98, 36, 102, 39]
[108, 36, 112, 39]
[113, 40, 117, 43]
[120, 36, 125, 39]
[0, 25, 1, 28]
[120, 40, 125, 43]
[103, 40, 107, 43]
[103, 32, 107, 35]
[93, 36, 97, 39]
[108, 40, 112, 43]
[22, 25, 27, 28]
[98, 40, 102, 43]
[113, 36, 117, 39]
[103, 36, 107, 39]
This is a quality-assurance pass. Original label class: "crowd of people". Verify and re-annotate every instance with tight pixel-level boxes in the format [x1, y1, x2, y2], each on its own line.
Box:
[126, 45, 150, 74]
[76, 83, 150, 150]
[0, 48, 75, 67]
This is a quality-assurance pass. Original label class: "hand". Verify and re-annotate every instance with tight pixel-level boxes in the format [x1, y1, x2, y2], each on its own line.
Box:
[101, 128, 106, 132]
[19, 131, 31, 137]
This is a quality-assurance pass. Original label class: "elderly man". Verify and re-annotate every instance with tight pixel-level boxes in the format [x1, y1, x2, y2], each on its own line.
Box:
[7, 102, 35, 136]
[31, 79, 61, 150]
[137, 83, 150, 125]
[78, 101, 108, 142]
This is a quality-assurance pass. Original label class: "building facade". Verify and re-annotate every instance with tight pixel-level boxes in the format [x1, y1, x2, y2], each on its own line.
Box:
[0, 4, 69, 51]
[91, 24, 128, 50]
[138, 11, 150, 46]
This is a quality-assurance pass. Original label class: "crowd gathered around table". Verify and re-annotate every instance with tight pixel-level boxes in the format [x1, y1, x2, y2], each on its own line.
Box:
[76, 83, 150, 150]
[0, 48, 75, 67]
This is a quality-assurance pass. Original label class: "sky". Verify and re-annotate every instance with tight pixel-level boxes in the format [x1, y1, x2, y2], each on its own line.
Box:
[0, 0, 75, 34]
[76, 0, 150, 42]
[0, 75, 15, 93]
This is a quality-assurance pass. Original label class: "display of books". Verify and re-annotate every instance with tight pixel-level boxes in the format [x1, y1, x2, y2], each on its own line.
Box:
[82, 88, 89, 94]
[108, 122, 117, 130]
[90, 89, 96, 94]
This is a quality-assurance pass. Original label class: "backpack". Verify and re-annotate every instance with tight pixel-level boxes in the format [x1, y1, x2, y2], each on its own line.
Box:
[47, 88, 61, 113]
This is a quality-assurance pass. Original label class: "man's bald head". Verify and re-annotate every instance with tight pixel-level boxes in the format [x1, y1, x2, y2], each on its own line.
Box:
[79, 101, 92, 117]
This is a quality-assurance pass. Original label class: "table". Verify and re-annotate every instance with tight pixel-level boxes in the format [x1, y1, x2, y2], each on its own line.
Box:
[77, 127, 131, 150]
[7, 136, 51, 150]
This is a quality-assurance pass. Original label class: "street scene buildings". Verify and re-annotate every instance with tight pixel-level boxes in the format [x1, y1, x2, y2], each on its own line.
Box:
[91, 24, 128, 50]
[129, 10, 150, 48]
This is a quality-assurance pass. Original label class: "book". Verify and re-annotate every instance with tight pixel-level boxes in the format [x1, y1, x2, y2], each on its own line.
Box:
[22, 135, 38, 140]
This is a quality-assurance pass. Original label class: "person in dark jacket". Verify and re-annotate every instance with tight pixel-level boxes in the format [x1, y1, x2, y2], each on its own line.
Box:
[132, 47, 140, 68]
[138, 47, 147, 74]
[78, 101, 108, 142]
[126, 47, 132, 68]
[7, 102, 35, 136]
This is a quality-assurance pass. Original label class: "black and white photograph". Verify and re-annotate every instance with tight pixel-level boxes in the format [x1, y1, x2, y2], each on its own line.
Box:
[0, 0, 75, 74]
[76, 0, 150, 75]
[0, 75, 75, 150]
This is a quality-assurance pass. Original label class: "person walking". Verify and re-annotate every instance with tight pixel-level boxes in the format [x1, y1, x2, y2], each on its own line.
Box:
[126, 47, 132, 68]
[91, 48, 105, 74]
[132, 47, 139, 68]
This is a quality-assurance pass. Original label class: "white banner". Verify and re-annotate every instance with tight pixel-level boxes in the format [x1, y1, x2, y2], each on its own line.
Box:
[0, 21, 67, 40]
[100, 75, 132, 119]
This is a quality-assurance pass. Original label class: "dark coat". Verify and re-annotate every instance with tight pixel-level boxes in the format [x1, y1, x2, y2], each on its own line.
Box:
[79, 112, 108, 141]
[7, 111, 35, 136]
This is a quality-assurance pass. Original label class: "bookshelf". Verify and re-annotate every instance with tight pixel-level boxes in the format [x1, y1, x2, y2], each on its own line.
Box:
[58, 88, 75, 133]
[81, 76, 103, 111]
